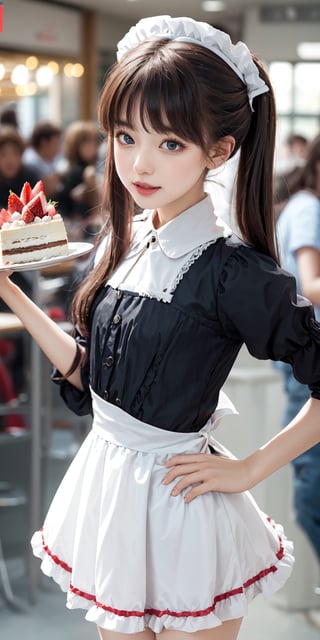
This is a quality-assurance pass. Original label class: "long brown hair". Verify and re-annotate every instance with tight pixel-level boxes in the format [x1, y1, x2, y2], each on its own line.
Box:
[72, 38, 278, 335]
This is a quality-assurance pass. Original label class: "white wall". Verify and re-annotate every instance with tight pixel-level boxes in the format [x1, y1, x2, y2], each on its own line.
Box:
[97, 15, 132, 51]
[243, 7, 320, 61]
[1, 0, 81, 55]
[97, 8, 320, 61]
[97, 7, 320, 61]
[2, 3, 319, 62]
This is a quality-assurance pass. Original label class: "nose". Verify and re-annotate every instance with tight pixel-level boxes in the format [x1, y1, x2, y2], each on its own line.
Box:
[133, 148, 154, 175]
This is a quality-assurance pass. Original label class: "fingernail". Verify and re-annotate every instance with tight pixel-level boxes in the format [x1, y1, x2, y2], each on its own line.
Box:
[171, 489, 178, 496]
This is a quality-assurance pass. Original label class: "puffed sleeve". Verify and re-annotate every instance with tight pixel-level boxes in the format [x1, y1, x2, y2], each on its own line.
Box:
[217, 242, 320, 399]
[51, 331, 92, 416]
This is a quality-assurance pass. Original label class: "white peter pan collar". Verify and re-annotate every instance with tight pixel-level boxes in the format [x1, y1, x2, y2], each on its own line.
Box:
[106, 196, 232, 301]
[132, 195, 232, 259]
[154, 196, 231, 258]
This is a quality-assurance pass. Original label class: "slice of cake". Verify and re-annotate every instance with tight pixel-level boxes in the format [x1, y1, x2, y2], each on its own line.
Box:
[0, 180, 68, 265]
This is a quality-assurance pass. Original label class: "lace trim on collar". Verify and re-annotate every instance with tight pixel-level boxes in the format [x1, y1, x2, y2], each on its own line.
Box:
[125, 239, 216, 303]
[168, 240, 216, 295]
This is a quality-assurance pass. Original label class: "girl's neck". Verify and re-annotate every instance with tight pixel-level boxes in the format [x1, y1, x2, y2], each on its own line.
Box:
[152, 193, 208, 229]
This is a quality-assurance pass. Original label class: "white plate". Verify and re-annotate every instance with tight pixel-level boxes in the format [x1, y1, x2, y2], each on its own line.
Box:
[0, 242, 94, 272]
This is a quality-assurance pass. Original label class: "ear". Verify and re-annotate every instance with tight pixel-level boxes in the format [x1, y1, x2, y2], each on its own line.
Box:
[206, 135, 236, 170]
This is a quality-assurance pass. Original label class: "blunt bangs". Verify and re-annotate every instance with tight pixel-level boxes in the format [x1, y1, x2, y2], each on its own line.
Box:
[100, 40, 208, 148]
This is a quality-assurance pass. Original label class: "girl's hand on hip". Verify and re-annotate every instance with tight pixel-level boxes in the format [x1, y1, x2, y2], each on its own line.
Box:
[162, 453, 252, 503]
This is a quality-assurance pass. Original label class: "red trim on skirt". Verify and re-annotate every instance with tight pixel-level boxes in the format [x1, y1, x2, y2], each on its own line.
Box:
[40, 529, 284, 620]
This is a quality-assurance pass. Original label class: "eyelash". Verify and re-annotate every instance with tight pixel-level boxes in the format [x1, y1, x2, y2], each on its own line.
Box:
[115, 130, 186, 152]
[115, 131, 134, 145]
[162, 139, 185, 152]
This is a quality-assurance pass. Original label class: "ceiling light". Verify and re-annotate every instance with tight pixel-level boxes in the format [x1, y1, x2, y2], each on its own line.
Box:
[71, 63, 84, 78]
[297, 42, 320, 60]
[11, 64, 29, 85]
[47, 61, 60, 75]
[202, 1, 225, 11]
[36, 65, 54, 87]
[26, 55, 39, 70]
[64, 63, 73, 78]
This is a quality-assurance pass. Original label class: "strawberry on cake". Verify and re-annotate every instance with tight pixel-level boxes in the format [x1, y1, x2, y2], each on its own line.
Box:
[0, 181, 68, 265]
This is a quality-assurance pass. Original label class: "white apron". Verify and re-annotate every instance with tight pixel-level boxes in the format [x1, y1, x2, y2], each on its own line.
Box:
[31, 388, 294, 633]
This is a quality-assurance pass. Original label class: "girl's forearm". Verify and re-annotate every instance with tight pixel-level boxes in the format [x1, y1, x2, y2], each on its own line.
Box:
[0, 277, 84, 390]
[247, 397, 320, 486]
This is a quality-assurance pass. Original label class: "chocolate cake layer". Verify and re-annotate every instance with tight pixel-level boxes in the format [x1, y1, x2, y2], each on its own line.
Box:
[3, 239, 68, 256]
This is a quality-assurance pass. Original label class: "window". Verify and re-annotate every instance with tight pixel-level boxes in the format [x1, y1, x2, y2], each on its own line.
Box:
[269, 61, 320, 171]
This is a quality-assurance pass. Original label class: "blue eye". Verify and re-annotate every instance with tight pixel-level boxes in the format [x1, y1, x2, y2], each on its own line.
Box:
[117, 132, 134, 145]
[162, 139, 182, 152]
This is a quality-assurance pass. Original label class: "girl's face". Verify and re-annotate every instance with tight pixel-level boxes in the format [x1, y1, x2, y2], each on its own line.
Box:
[113, 108, 210, 225]
[0, 142, 22, 179]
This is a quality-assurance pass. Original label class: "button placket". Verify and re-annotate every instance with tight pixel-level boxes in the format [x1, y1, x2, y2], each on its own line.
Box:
[105, 355, 114, 367]
[146, 234, 157, 249]
[103, 293, 124, 405]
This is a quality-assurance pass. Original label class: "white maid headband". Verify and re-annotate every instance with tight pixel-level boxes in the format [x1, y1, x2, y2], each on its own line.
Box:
[117, 15, 269, 112]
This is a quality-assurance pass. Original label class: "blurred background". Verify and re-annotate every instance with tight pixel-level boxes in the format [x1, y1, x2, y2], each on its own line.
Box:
[0, 1, 320, 639]
[1, 1, 320, 157]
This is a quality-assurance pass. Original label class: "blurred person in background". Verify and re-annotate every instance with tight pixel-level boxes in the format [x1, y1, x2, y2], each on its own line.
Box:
[276, 132, 309, 175]
[276, 132, 320, 565]
[0, 126, 37, 412]
[0, 126, 40, 207]
[23, 120, 62, 199]
[284, 133, 309, 169]
[274, 133, 309, 219]
[57, 120, 102, 240]
[0, 103, 20, 130]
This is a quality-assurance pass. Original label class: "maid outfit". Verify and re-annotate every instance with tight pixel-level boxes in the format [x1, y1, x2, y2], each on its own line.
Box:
[31, 195, 320, 632]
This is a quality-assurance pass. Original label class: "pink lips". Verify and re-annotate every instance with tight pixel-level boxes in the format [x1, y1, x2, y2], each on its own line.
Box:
[133, 182, 160, 196]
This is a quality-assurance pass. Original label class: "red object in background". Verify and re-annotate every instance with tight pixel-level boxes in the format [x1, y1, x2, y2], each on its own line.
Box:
[0, 337, 25, 431]
[0, 359, 25, 431]
[0, 5, 3, 33]
[47, 306, 66, 321]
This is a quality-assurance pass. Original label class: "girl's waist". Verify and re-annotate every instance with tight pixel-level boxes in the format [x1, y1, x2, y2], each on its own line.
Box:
[90, 387, 237, 455]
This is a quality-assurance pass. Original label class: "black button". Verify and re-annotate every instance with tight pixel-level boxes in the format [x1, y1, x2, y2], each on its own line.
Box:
[115, 397, 121, 407]
[105, 355, 114, 367]
[147, 235, 157, 249]
[116, 290, 122, 300]
[113, 314, 122, 325]
[103, 390, 109, 401]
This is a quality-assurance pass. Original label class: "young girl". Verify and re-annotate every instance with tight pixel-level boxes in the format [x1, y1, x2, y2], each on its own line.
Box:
[1, 15, 320, 640]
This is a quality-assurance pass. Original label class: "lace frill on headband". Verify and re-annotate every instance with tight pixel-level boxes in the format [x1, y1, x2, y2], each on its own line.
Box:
[116, 15, 269, 111]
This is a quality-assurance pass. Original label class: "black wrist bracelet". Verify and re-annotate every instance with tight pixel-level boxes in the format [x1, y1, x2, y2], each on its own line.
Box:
[52, 342, 83, 381]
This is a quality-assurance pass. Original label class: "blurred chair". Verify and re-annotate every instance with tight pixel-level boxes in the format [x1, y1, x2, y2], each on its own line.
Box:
[0, 431, 31, 610]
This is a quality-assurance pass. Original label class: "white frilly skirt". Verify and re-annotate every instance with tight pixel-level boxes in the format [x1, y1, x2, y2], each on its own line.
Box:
[31, 388, 294, 633]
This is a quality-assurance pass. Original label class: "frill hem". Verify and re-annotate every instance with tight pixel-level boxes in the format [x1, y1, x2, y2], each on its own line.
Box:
[31, 525, 294, 633]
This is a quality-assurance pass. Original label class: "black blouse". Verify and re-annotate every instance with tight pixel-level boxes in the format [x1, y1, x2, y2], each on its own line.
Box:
[54, 233, 320, 433]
